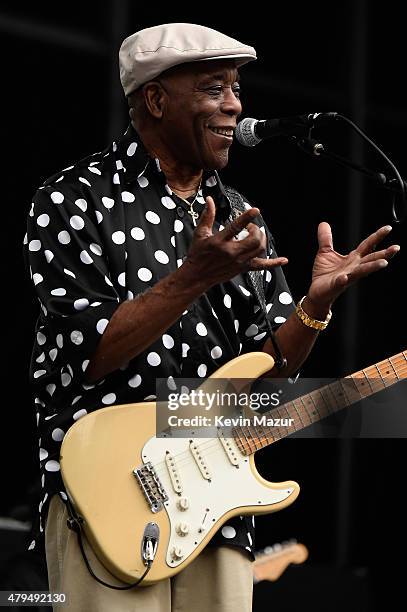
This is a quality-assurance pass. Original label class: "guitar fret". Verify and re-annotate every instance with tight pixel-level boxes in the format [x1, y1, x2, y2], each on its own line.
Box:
[350, 371, 373, 399]
[306, 391, 321, 423]
[265, 416, 284, 442]
[233, 426, 251, 455]
[317, 387, 334, 417]
[389, 355, 400, 380]
[275, 404, 291, 437]
[362, 369, 376, 393]
[246, 424, 261, 450]
[291, 398, 306, 428]
[325, 381, 344, 412]
[291, 399, 305, 429]
[373, 363, 386, 385]
[243, 425, 257, 454]
[248, 423, 264, 449]
[375, 356, 403, 385]
[235, 350, 406, 457]
[293, 396, 311, 427]
[343, 376, 364, 405]
[333, 379, 351, 409]
[257, 424, 274, 447]
[258, 426, 271, 446]
[366, 376, 386, 394]
[280, 402, 293, 423]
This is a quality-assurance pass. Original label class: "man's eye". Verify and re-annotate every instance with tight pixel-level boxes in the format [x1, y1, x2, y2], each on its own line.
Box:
[206, 86, 241, 97]
[207, 86, 223, 95]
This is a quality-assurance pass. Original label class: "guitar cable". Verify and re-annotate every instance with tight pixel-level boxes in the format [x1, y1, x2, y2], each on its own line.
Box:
[65, 496, 153, 589]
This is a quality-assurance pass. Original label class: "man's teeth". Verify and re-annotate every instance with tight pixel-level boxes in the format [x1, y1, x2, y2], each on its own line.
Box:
[209, 127, 233, 137]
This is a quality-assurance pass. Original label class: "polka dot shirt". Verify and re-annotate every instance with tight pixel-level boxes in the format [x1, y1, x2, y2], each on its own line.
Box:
[24, 124, 295, 557]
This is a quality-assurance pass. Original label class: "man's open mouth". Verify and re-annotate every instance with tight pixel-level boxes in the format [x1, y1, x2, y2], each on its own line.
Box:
[208, 126, 234, 139]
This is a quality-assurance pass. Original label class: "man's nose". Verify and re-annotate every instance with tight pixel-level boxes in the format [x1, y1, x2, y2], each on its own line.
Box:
[221, 88, 242, 116]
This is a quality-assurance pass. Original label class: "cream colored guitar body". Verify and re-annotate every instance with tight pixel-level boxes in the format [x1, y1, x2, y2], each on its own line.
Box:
[60, 353, 300, 585]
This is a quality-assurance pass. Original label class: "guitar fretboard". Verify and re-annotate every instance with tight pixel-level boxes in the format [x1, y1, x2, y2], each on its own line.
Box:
[233, 351, 407, 455]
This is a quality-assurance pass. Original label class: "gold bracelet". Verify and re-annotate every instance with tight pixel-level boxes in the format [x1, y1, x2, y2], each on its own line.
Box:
[295, 296, 332, 330]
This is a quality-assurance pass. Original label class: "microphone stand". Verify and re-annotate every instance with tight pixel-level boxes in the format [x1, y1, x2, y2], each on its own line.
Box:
[291, 114, 406, 223]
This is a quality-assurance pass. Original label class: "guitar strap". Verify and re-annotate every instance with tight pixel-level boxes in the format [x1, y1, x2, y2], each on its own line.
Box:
[225, 186, 288, 370]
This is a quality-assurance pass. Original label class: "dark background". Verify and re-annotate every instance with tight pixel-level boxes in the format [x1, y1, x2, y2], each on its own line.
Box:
[1, 1, 406, 610]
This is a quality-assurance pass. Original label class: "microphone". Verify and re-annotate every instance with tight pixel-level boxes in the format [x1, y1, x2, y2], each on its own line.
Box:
[235, 113, 338, 147]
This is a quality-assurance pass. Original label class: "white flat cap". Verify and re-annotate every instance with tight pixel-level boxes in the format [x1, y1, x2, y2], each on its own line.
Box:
[119, 23, 257, 96]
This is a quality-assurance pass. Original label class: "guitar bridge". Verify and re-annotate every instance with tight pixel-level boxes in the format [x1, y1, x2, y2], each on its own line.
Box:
[133, 462, 169, 513]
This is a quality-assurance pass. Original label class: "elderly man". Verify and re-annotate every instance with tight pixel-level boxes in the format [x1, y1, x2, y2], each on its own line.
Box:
[25, 23, 399, 612]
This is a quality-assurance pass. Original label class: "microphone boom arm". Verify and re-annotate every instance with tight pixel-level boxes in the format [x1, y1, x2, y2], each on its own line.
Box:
[293, 113, 406, 223]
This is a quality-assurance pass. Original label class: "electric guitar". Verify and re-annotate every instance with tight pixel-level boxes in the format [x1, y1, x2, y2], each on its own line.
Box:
[60, 349, 406, 585]
[253, 541, 308, 583]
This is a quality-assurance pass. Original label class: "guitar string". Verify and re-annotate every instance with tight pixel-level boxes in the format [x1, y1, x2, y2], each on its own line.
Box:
[147, 355, 407, 474]
[150, 355, 407, 466]
[145, 358, 407, 478]
[149, 356, 407, 475]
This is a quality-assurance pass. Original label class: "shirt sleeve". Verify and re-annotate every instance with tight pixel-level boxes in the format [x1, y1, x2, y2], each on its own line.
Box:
[240, 221, 295, 354]
[25, 185, 120, 385]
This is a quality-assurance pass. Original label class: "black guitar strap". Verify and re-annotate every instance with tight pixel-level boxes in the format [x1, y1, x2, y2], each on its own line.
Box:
[225, 186, 288, 370]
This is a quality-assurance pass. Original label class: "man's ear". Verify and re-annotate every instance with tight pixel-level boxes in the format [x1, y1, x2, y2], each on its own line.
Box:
[142, 81, 166, 119]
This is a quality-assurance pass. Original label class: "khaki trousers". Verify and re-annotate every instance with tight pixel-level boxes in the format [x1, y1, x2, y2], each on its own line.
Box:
[45, 495, 253, 612]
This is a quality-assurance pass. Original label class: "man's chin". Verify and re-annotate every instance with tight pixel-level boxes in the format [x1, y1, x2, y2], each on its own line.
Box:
[204, 151, 230, 171]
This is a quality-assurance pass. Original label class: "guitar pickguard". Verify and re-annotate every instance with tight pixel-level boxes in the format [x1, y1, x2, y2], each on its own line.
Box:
[142, 434, 295, 567]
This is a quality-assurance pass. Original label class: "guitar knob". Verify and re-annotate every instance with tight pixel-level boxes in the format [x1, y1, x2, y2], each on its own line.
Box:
[177, 497, 189, 511]
[176, 522, 190, 536]
[170, 546, 184, 560]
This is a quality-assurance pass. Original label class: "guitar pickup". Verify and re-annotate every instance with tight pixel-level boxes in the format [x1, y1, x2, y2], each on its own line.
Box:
[165, 451, 182, 493]
[189, 440, 211, 480]
[218, 431, 240, 466]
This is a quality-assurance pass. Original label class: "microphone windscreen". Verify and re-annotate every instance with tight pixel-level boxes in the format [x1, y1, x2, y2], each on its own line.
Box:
[235, 118, 260, 147]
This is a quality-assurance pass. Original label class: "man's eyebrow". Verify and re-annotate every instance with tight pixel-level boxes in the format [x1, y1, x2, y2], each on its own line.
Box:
[198, 71, 240, 83]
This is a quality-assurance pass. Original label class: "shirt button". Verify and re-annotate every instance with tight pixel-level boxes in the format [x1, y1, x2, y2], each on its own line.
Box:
[177, 206, 185, 218]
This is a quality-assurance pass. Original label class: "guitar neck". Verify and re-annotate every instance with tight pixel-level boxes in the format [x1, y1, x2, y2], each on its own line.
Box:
[234, 350, 407, 456]
[253, 543, 309, 583]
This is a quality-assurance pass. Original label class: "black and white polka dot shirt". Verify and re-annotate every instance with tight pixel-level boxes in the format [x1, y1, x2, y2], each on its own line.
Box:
[24, 124, 295, 557]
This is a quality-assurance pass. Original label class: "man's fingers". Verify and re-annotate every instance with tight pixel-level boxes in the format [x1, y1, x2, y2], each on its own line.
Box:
[317, 222, 334, 251]
[356, 225, 392, 256]
[340, 259, 389, 286]
[195, 196, 216, 236]
[357, 259, 389, 275]
[235, 243, 268, 264]
[234, 223, 266, 256]
[360, 244, 400, 264]
[249, 256, 288, 270]
[221, 208, 261, 240]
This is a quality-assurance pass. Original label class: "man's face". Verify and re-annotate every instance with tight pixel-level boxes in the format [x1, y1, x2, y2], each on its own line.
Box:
[156, 60, 243, 170]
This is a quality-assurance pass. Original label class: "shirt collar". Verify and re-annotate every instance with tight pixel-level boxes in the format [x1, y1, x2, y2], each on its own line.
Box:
[115, 124, 232, 219]
[115, 124, 151, 184]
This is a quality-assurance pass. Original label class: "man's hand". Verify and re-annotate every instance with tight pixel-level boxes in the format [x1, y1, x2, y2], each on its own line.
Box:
[307, 222, 400, 308]
[184, 196, 288, 288]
